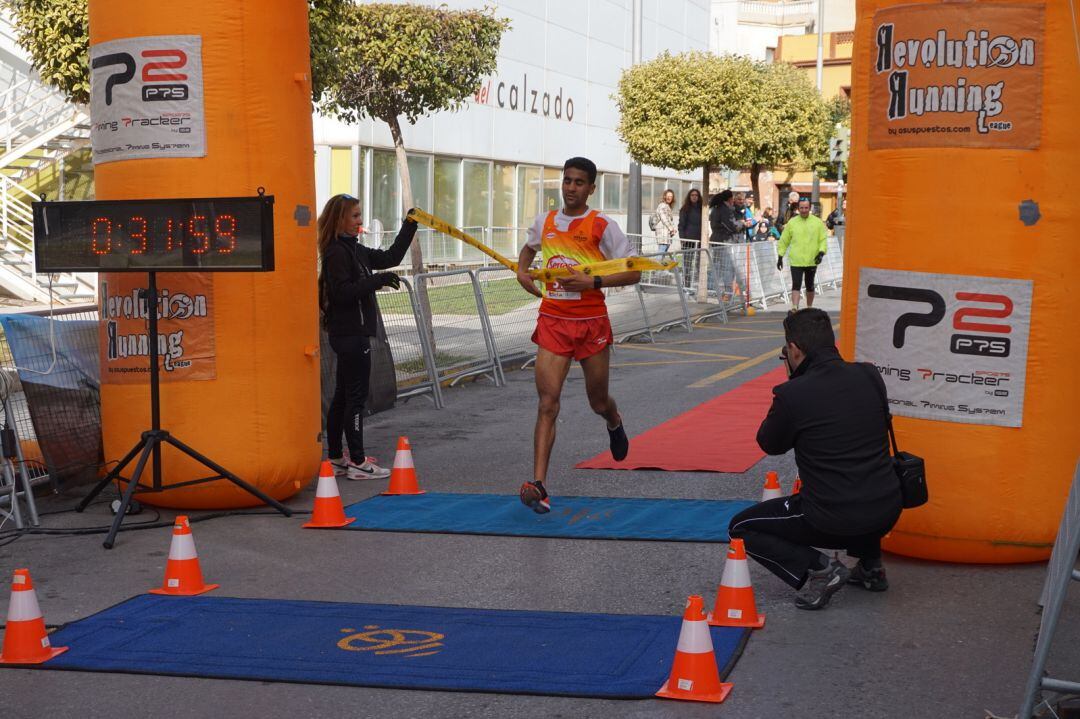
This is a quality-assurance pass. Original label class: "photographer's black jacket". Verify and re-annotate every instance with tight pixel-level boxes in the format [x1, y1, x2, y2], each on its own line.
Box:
[320, 221, 417, 338]
[757, 346, 902, 535]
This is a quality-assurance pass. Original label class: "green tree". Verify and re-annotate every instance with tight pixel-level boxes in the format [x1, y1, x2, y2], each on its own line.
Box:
[814, 94, 852, 181]
[2, 0, 350, 105]
[750, 61, 832, 204]
[320, 2, 508, 284]
[616, 52, 763, 299]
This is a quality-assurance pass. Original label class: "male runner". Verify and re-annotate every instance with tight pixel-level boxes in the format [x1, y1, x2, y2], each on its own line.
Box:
[515, 157, 641, 513]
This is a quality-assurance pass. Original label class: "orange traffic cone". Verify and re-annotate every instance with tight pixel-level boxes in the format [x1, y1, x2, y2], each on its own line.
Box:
[761, 471, 783, 501]
[656, 595, 733, 703]
[792, 474, 803, 494]
[708, 538, 765, 628]
[303, 461, 356, 528]
[382, 437, 424, 496]
[149, 516, 219, 596]
[0, 569, 68, 664]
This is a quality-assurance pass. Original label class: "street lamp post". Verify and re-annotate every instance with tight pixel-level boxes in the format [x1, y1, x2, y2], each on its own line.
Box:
[811, 0, 825, 215]
[627, 0, 642, 238]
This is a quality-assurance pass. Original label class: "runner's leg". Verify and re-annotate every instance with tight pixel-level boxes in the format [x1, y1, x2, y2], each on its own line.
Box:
[580, 346, 621, 429]
[533, 347, 572, 484]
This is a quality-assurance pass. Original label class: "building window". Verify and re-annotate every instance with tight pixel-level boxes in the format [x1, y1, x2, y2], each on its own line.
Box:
[370, 149, 398, 235]
[602, 172, 623, 213]
[330, 147, 352, 197]
[492, 162, 514, 228]
[542, 167, 562, 214]
[434, 157, 460, 226]
[463, 160, 491, 229]
[517, 166, 542, 227]
[640, 176, 654, 215]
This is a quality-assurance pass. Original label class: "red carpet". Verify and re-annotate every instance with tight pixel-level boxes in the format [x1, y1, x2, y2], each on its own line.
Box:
[576, 366, 787, 473]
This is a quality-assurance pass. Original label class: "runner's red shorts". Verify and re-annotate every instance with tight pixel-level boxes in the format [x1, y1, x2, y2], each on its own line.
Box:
[531, 314, 614, 361]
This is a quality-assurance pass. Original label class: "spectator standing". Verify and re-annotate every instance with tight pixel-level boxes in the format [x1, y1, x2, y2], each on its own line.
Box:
[678, 188, 703, 247]
[654, 189, 679, 253]
[826, 198, 847, 233]
[709, 190, 741, 244]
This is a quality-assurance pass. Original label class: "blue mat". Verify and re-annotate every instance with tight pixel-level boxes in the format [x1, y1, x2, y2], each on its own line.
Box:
[341, 493, 755, 542]
[34, 595, 750, 698]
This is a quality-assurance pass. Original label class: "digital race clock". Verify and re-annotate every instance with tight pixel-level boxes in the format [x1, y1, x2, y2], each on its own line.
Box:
[33, 195, 275, 273]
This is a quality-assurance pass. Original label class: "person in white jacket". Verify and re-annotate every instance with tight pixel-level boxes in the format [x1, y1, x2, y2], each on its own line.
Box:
[654, 189, 679, 253]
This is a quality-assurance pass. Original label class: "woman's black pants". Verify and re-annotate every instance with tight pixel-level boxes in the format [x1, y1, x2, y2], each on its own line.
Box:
[326, 334, 371, 460]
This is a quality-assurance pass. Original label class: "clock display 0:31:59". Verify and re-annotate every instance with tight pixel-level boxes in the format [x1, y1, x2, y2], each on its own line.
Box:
[89, 213, 239, 256]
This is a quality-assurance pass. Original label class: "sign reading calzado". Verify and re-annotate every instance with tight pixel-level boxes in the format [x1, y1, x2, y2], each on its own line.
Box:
[90, 35, 206, 163]
[870, 3, 1044, 149]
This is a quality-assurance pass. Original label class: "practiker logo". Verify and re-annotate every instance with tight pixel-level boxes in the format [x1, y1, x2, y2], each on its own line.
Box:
[867, 284, 1012, 357]
[92, 48, 190, 104]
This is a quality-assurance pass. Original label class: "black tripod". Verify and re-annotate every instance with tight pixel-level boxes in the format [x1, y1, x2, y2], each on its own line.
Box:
[77, 272, 292, 548]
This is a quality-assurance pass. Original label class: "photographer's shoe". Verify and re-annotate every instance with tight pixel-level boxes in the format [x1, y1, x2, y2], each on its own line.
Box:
[795, 558, 851, 610]
[848, 562, 889, 592]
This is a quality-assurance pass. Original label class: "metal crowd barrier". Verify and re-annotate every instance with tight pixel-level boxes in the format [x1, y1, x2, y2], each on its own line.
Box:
[412, 269, 504, 388]
[473, 265, 540, 368]
[375, 278, 443, 408]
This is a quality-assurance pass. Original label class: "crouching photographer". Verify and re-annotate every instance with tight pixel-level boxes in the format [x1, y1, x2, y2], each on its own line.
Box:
[728, 308, 905, 611]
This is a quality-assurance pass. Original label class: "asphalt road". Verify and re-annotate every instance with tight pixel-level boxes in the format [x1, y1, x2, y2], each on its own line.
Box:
[2, 295, 1077, 719]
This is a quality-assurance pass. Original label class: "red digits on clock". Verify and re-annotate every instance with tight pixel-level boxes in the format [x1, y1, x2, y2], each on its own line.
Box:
[188, 215, 210, 254]
[91, 217, 112, 255]
[129, 216, 148, 254]
[215, 215, 236, 253]
[165, 218, 178, 251]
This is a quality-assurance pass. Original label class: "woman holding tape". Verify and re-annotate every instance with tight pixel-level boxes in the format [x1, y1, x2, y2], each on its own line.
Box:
[317, 194, 417, 480]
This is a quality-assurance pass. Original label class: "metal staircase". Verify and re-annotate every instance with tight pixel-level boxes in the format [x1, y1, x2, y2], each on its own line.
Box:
[0, 10, 96, 305]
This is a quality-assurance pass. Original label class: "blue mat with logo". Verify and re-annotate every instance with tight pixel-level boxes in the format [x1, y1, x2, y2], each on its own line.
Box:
[340, 493, 754, 542]
[32, 595, 750, 698]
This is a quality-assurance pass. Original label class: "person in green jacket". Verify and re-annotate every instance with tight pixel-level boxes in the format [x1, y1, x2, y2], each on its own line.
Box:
[776, 197, 828, 311]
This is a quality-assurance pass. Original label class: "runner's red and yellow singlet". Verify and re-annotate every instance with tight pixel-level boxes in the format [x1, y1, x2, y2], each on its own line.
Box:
[539, 210, 610, 320]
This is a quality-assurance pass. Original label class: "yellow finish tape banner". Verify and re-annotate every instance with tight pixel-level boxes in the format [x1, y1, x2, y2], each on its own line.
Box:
[406, 208, 677, 279]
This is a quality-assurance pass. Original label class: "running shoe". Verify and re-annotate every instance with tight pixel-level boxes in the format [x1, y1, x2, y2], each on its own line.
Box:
[343, 459, 390, 481]
[847, 562, 889, 592]
[795, 556, 851, 610]
[607, 423, 629, 462]
[519, 480, 551, 514]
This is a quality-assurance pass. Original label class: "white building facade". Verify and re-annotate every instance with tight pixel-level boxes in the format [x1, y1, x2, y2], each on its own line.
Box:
[709, 0, 854, 61]
[313, 0, 710, 250]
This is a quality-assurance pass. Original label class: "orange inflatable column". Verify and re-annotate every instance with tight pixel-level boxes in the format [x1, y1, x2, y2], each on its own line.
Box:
[89, 1, 320, 507]
[842, 0, 1078, 562]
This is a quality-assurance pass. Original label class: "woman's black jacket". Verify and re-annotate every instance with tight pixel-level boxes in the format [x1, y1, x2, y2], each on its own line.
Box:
[320, 220, 417, 338]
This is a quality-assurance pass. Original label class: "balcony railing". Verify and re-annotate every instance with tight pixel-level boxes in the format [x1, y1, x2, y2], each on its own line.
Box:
[738, 0, 816, 27]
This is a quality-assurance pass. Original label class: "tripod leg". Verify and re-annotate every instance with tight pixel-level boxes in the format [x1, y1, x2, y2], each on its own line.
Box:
[103, 441, 155, 550]
[163, 435, 293, 517]
[77, 439, 148, 512]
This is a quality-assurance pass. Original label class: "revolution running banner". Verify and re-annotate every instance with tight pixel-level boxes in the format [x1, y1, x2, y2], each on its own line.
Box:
[98, 274, 217, 383]
[869, 3, 1044, 149]
[855, 268, 1033, 428]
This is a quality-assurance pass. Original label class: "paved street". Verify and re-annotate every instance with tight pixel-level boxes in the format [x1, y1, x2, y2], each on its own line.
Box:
[3, 295, 1077, 719]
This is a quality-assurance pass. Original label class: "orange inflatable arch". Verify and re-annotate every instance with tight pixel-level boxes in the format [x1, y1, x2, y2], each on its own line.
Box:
[842, 0, 1078, 562]
[92, 0, 321, 508]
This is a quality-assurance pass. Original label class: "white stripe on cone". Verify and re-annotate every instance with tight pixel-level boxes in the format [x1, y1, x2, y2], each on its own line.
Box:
[394, 450, 414, 469]
[315, 475, 341, 498]
[167, 532, 198, 561]
[761, 487, 783, 501]
[13, 574, 26, 585]
[720, 557, 752, 589]
[675, 618, 716, 654]
[7, 589, 42, 621]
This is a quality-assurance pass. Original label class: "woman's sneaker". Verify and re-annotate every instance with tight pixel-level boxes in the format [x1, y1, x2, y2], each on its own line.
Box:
[847, 562, 889, 592]
[519, 481, 551, 514]
[346, 459, 391, 480]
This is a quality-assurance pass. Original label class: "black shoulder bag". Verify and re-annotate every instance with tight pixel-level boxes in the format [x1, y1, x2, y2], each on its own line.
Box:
[859, 363, 929, 509]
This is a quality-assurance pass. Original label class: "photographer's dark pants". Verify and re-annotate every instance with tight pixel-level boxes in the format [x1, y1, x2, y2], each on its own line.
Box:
[728, 495, 891, 590]
[326, 335, 371, 460]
